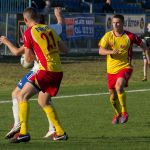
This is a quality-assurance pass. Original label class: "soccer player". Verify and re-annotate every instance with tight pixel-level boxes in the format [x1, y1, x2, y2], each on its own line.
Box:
[140, 23, 150, 81]
[98, 14, 150, 125]
[7, 7, 68, 143]
[0, 7, 67, 140]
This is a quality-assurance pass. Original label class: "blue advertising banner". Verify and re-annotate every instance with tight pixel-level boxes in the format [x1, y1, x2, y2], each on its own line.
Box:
[65, 16, 95, 39]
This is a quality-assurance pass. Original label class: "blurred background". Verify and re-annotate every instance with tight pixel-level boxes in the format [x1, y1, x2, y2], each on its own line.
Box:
[0, 0, 149, 59]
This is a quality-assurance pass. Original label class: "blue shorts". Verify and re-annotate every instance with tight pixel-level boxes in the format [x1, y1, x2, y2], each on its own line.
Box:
[17, 71, 35, 89]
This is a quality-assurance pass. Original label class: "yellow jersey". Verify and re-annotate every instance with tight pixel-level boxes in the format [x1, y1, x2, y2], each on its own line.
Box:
[23, 24, 62, 72]
[99, 30, 142, 74]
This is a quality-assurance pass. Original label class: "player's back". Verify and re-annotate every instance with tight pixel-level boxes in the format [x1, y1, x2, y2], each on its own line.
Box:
[24, 24, 62, 72]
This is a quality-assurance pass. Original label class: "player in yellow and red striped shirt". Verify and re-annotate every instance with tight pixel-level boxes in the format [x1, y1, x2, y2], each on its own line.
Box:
[99, 14, 150, 125]
[10, 7, 68, 143]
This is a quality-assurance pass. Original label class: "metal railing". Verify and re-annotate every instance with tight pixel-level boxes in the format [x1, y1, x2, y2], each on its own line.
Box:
[0, 0, 149, 56]
[0, 0, 31, 13]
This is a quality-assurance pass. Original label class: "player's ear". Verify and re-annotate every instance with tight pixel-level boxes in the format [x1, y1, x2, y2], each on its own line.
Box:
[24, 18, 28, 24]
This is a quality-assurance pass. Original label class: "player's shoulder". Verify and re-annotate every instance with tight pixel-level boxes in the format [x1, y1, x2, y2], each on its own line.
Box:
[24, 27, 32, 34]
[105, 31, 113, 35]
[124, 30, 134, 36]
[103, 31, 113, 38]
[124, 30, 138, 39]
[32, 24, 49, 31]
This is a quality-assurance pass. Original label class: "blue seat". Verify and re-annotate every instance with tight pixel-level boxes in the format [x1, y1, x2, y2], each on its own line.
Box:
[93, 3, 103, 13]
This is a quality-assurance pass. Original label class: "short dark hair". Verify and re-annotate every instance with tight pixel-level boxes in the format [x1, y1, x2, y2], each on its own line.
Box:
[113, 14, 124, 23]
[23, 7, 38, 21]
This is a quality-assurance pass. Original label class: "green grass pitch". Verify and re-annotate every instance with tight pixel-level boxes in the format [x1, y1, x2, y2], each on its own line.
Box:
[0, 59, 150, 150]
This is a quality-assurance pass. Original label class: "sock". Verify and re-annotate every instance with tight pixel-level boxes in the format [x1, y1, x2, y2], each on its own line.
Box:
[117, 92, 127, 113]
[43, 105, 64, 135]
[48, 101, 55, 132]
[110, 97, 121, 116]
[12, 97, 20, 126]
[19, 101, 29, 135]
[48, 119, 56, 133]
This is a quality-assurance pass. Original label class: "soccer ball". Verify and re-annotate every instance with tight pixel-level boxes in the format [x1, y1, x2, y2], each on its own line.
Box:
[20, 54, 34, 69]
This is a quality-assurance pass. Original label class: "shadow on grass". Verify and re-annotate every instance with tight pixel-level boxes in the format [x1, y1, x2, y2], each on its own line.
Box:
[69, 136, 150, 143]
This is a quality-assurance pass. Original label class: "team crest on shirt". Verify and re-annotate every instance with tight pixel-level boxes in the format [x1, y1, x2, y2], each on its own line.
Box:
[109, 42, 114, 48]
[120, 45, 126, 49]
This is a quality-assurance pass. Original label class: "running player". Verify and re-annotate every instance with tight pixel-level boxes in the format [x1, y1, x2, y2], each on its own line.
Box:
[99, 14, 150, 125]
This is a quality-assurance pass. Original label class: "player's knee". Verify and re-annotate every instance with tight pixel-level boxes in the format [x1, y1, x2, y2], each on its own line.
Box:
[115, 82, 124, 93]
[12, 89, 18, 98]
[38, 100, 52, 108]
[109, 91, 116, 100]
[110, 94, 116, 101]
[115, 86, 124, 94]
[17, 92, 29, 102]
[38, 99, 44, 107]
[110, 96, 115, 104]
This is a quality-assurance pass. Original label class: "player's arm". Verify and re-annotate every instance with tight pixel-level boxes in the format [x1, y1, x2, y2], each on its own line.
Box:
[49, 7, 64, 35]
[140, 41, 150, 64]
[24, 47, 35, 63]
[99, 46, 119, 55]
[50, 7, 68, 53]
[54, 7, 64, 25]
[98, 34, 118, 56]
[0, 36, 24, 56]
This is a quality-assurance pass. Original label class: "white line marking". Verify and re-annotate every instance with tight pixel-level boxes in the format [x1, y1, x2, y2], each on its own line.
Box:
[0, 88, 150, 104]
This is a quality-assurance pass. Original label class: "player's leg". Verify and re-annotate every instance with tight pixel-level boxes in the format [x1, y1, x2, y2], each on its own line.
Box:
[11, 71, 35, 128]
[108, 73, 121, 124]
[12, 87, 20, 127]
[115, 68, 133, 124]
[38, 92, 67, 140]
[142, 54, 148, 81]
[109, 89, 121, 124]
[115, 77, 128, 123]
[10, 82, 38, 143]
[5, 87, 21, 139]
[5, 71, 35, 139]
[38, 91, 56, 138]
[12, 87, 21, 126]
[115, 77, 126, 111]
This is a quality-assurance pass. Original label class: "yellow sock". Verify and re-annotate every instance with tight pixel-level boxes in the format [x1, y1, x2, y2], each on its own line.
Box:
[43, 105, 64, 135]
[110, 97, 121, 116]
[117, 92, 127, 113]
[19, 101, 29, 135]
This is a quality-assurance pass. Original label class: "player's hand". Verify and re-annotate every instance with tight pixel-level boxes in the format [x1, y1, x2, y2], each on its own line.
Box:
[0, 36, 7, 45]
[54, 7, 64, 25]
[111, 49, 119, 55]
[54, 7, 61, 18]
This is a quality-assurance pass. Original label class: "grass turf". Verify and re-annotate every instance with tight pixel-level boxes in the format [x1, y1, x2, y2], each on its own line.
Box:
[0, 59, 150, 149]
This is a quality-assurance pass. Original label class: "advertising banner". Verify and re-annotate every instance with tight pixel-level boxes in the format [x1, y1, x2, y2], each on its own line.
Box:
[17, 14, 27, 46]
[106, 14, 145, 34]
[65, 16, 95, 39]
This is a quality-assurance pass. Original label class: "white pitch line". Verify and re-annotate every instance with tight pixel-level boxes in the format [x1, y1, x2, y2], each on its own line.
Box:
[0, 88, 150, 104]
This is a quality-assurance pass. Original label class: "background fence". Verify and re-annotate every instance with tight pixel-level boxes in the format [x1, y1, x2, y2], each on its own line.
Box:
[0, 0, 150, 56]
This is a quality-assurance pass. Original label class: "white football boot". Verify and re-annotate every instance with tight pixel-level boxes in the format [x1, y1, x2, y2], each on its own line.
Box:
[5, 123, 20, 139]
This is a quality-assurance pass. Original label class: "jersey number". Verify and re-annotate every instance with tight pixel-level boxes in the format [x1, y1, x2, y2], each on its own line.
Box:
[41, 31, 57, 51]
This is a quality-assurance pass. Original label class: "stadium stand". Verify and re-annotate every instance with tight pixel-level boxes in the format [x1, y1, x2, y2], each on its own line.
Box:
[0, 0, 146, 14]
[0, 0, 28, 13]
[143, 1, 150, 9]
[49, 0, 145, 14]
[0, 0, 150, 56]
